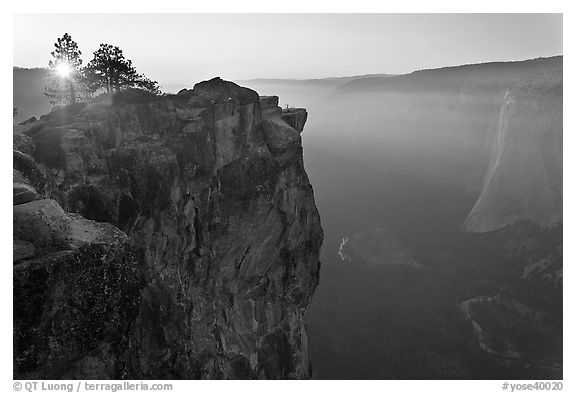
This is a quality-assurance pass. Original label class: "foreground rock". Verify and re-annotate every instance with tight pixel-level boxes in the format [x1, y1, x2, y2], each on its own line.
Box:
[14, 199, 128, 252]
[13, 197, 140, 379]
[13, 78, 322, 379]
[14, 242, 141, 379]
[13, 183, 38, 205]
[13, 240, 35, 262]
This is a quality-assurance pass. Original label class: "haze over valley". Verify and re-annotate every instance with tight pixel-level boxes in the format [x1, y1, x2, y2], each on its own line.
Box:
[241, 56, 563, 378]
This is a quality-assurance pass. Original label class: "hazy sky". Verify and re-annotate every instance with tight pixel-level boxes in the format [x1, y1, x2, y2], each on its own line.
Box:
[13, 14, 562, 88]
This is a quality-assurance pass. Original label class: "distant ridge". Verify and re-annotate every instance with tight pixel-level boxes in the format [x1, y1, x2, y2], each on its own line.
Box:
[334, 56, 563, 94]
[237, 74, 395, 84]
[411, 55, 562, 73]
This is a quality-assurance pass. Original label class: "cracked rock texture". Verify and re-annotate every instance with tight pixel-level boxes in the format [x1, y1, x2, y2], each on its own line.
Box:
[13, 77, 323, 379]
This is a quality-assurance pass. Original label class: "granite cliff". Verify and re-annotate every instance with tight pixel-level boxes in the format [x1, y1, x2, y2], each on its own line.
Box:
[13, 78, 323, 379]
[463, 71, 562, 232]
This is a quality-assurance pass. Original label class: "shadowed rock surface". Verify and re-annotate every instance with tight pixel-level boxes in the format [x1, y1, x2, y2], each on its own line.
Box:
[13, 183, 38, 205]
[281, 108, 308, 133]
[13, 78, 323, 379]
[13, 208, 140, 379]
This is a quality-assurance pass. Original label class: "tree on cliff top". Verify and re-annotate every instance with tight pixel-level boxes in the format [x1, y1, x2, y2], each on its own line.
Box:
[83, 44, 160, 95]
[44, 33, 87, 107]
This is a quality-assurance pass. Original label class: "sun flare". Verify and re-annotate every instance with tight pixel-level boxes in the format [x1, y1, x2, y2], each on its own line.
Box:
[55, 62, 72, 78]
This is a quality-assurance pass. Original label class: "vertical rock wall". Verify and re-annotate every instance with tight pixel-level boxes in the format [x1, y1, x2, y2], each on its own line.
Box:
[14, 78, 323, 379]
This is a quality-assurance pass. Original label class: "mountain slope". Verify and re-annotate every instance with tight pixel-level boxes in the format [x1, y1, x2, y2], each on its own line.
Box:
[335, 56, 563, 94]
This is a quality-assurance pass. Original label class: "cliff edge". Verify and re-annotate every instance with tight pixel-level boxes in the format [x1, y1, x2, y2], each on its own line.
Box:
[13, 77, 323, 379]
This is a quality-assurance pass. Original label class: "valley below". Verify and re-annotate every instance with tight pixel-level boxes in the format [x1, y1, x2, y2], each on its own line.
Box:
[459, 294, 562, 376]
[243, 56, 563, 380]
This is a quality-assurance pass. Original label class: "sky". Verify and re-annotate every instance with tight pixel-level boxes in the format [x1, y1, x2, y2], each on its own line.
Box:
[13, 14, 562, 89]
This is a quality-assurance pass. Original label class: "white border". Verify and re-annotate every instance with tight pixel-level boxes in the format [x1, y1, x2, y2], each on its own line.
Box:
[3, 3, 571, 391]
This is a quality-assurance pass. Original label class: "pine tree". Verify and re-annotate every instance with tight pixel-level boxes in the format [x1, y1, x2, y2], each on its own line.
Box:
[84, 44, 160, 95]
[44, 33, 86, 107]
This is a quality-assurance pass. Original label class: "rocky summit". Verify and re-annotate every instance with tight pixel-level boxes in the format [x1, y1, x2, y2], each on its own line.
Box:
[13, 78, 323, 379]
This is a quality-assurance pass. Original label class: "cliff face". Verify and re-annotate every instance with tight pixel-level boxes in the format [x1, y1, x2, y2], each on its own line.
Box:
[13, 78, 323, 379]
[463, 71, 562, 232]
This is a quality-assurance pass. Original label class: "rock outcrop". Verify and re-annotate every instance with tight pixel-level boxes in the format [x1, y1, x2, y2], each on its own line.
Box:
[281, 108, 308, 133]
[13, 77, 323, 379]
[463, 71, 562, 232]
[13, 201, 140, 379]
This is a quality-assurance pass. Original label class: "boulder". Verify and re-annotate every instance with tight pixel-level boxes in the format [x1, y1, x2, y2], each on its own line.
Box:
[13, 239, 36, 262]
[13, 170, 27, 184]
[13, 150, 48, 196]
[13, 199, 127, 252]
[13, 199, 71, 249]
[13, 182, 38, 205]
[193, 77, 260, 105]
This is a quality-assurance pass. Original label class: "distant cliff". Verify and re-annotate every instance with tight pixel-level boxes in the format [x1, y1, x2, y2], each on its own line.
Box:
[13, 78, 323, 379]
[463, 71, 562, 232]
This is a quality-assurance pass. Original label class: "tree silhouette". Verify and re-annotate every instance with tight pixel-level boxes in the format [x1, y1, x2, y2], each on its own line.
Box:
[84, 44, 159, 94]
[44, 33, 86, 107]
